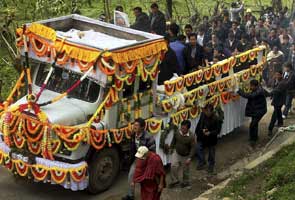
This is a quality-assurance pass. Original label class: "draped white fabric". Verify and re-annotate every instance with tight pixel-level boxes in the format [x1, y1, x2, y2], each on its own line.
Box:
[155, 97, 247, 165]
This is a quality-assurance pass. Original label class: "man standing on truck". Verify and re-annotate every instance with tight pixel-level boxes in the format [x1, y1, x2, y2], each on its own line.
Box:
[130, 7, 150, 32]
[149, 3, 166, 36]
[122, 118, 156, 200]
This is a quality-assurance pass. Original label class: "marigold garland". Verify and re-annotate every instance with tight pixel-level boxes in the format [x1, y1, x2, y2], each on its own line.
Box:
[0, 148, 89, 184]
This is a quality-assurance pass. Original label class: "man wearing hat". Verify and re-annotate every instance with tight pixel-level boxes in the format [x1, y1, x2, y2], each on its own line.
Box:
[244, 8, 257, 32]
[133, 146, 165, 200]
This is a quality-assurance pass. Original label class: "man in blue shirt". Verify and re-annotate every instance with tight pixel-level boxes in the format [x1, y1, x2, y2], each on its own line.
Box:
[168, 23, 186, 75]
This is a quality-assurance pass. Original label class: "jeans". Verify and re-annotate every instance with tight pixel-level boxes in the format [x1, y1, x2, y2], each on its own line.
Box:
[196, 142, 215, 168]
[268, 106, 283, 131]
[170, 151, 190, 184]
[127, 162, 136, 197]
[249, 115, 264, 142]
[283, 93, 294, 116]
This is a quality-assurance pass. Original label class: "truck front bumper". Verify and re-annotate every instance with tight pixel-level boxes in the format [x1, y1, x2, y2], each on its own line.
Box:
[0, 139, 89, 191]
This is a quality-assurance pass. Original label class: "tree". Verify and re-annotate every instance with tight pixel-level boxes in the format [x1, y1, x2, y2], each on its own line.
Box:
[166, 0, 173, 20]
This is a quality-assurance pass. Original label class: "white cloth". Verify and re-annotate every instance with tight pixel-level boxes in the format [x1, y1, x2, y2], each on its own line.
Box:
[56, 29, 138, 49]
[197, 34, 204, 46]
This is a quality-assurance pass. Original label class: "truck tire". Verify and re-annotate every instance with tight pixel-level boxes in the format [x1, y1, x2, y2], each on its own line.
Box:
[87, 148, 120, 194]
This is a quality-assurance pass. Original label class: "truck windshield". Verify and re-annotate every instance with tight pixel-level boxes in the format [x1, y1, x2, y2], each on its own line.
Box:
[35, 63, 100, 103]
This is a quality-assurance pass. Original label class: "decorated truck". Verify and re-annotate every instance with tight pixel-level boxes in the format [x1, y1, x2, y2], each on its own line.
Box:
[0, 14, 266, 193]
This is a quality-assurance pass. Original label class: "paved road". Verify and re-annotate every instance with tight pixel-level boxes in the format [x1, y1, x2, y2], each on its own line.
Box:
[0, 104, 293, 200]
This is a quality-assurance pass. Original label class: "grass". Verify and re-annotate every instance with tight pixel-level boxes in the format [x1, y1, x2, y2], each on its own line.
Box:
[219, 142, 295, 200]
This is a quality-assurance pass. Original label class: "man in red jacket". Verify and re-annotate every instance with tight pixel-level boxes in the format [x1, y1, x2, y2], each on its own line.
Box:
[132, 146, 166, 200]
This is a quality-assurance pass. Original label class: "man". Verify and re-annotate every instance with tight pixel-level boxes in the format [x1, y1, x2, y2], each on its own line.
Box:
[205, 34, 221, 63]
[130, 7, 150, 32]
[184, 24, 193, 44]
[169, 23, 186, 75]
[231, 21, 242, 40]
[229, 1, 244, 22]
[224, 31, 241, 54]
[268, 29, 281, 50]
[115, 5, 124, 12]
[122, 118, 156, 200]
[287, 43, 295, 69]
[184, 33, 204, 72]
[158, 36, 178, 85]
[282, 63, 295, 118]
[195, 104, 222, 174]
[150, 3, 166, 36]
[238, 80, 268, 146]
[244, 9, 257, 32]
[237, 33, 251, 52]
[268, 70, 287, 136]
[169, 120, 195, 189]
[196, 26, 209, 47]
[280, 34, 291, 62]
[255, 18, 269, 40]
[267, 46, 285, 79]
[133, 146, 165, 200]
[222, 11, 232, 37]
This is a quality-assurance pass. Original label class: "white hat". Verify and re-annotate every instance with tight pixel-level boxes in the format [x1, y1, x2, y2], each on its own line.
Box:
[246, 8, 252, 13]
[135, 146, 149, 159]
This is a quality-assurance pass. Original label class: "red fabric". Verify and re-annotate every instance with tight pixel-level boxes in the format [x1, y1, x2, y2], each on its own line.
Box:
[133, 152, 165, 200]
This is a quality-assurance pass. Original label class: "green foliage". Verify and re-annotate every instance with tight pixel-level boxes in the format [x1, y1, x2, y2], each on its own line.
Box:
[0, 62, 18, 100]
[219, 143, 295, 200]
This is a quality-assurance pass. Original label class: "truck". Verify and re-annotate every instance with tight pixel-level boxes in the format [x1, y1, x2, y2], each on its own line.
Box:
[0, 14, 266, 193]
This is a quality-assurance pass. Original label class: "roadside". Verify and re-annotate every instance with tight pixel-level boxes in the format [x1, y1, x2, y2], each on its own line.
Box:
[217, 138, 295, 200]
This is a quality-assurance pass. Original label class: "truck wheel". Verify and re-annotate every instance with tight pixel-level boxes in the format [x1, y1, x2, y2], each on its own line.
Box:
[87, 148, 120, 194]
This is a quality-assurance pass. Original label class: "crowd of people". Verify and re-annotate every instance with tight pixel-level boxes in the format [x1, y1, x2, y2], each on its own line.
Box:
[115, 2, 295, 200]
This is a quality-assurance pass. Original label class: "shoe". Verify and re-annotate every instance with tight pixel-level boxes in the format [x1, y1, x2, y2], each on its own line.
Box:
[122, 195, 134, 200]
[268, 130, 273, 137]
[196, 164, 206, 170]
[249, 141, 256, 148]
[282, 115, 286, 119]
[168, 181, 180, 188]
[181, 182, 192, 190]
[207, 166, 214, 174]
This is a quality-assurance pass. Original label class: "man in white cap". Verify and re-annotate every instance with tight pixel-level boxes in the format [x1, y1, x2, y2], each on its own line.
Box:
[132, 146, 166, 200]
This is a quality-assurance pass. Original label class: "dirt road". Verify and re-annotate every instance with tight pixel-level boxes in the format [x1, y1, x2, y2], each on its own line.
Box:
[0, 104, 293, 200]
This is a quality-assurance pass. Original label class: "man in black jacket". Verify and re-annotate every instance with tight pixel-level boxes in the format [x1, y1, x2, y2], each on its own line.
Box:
[158, 36, 178, 85]
[130, 7, 150, 32]
[282, 63, 295, 118]
[268, 70, 288, 136]
[224, 31, 241, 54]
[195, 104, 222, 174]
[122, 118, 156, 200]
[149, 3, 166, 36]
[183, 33, 204, 73]
[238, 80, 267, 145]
